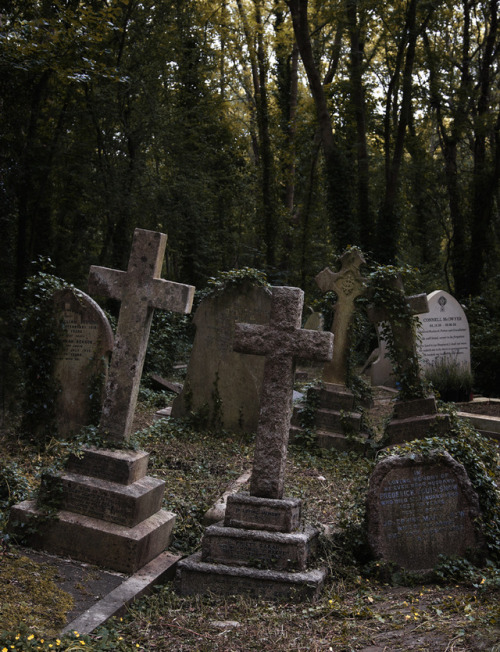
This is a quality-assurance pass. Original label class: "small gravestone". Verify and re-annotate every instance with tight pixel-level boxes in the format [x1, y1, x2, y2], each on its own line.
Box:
[10, 229, 194, 574]
[171, 281, 272, 432]
[52, 288, 113, 437]
[417, 290, 471, 371]
[176, 286, 334, 600]
[367, 452, 482, 571]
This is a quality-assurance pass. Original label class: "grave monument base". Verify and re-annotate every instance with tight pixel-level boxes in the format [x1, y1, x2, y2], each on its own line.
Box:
[8, 447, 175, 574]
[176, 493, 325, 600]
[385, 396, 451, 445]
[176, 552, 327, 601]
[291, 383, 370, 452]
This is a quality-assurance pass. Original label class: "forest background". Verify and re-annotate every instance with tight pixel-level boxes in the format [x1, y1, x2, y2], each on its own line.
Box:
[1, 0, 500, 397]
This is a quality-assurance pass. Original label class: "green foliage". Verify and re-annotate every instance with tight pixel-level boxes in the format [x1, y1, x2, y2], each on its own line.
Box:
[0, 461, 31, 512]
[196, 267, 270, 305]
[294, 383, 322, 448]
[424, 356, 473, 402]
[18, 262, 68, 442]
[144, 311, 192, 378]
[367, 264, 428, 400]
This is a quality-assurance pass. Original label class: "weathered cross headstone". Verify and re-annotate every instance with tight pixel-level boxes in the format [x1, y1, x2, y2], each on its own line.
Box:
[88, 228, 195, 443]
[367, 452, 483, 571]
[171, 280, 272, 432]
[316, 248, 367, 385]
[175, 287, 334, 600]
[234, 286, 334, 499]
[417, 290, 471, 371]
[9, 229, 194, 575]
[52, 288, 114, 437]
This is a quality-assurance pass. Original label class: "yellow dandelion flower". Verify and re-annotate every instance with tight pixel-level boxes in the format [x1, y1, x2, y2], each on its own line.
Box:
[2, 647, 8, 652]
[40, 640, 44, 644]
[74, 632, 79, 637]
[405, 614, 411, 620]
[80, 642, 85, 646]
[403, 601, 408, 606]
[481, 578, 486, 584]
[56, 641, 61, 646]
[15, 636, 20, 641]
[28, 635, 35, 641]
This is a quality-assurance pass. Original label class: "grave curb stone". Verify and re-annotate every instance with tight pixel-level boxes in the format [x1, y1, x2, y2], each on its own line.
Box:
[367, 451, 483, 571]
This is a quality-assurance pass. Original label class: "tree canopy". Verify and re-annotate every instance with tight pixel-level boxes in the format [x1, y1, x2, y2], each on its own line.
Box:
[1, 0, 499, 303]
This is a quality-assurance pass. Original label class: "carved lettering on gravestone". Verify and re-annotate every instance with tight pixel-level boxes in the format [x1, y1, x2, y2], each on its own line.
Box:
[53, 288, 113, 436]
[171, 282, 272, 432]
[367, 452, 482, 571]
[88, 228, 195, 443]
[315, 249, 367, 385]
[234, 286, 333, 499]
[368, 275, 429, 387]
[417, 290, 471, 371]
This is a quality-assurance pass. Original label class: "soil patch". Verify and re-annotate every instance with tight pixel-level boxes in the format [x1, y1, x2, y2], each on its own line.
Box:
[456, 400, 500, 417]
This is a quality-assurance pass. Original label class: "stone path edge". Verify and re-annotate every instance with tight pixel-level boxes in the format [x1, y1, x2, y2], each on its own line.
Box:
[61, 551, 181, 636]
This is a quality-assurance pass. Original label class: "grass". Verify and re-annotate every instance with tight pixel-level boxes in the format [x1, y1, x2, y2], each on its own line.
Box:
[0, 399, 499, 651]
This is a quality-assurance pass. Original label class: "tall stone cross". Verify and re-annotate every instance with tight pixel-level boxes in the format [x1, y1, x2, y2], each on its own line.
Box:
[234, 286, 333, 499]
[316, 248, 367, 385]
[88, 228, 195, 443]
[367, 275, 429, 386]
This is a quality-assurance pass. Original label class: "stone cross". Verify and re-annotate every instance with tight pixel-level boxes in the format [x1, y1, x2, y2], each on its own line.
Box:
[234, 286, 333, 499]
[367, 275, 429, 386]
[88, 228, 195, 443]
[316, 248, 367, 384]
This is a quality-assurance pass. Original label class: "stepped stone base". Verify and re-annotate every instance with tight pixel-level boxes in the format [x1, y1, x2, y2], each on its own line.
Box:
[224, 493, 301, 533]
[202, 523, 318, 571]
[291, 383, 369, 452]
[385, 396, 451, 445]
[9, 500, 176, 574]
[176, 552, 326, 601]
[8, 447, 176, 574]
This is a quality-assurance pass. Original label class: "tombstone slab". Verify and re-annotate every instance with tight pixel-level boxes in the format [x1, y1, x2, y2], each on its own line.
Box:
[52, 288, 113, 436]
[367, 452, 482, 571]
[224, 493, 301, 533]
[417, 290, 471, 370]
[171, 281, 272, 431]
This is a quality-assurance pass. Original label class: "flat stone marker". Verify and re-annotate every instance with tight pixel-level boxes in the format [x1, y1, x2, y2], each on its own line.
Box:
[89, 228, 195, 443]
[367, 452, 482, 571]
[171, 281, 272, 431]
[53, 288, 113, 436]
[316, 248, 367, 385]
[417, 290, 471, 371]
[234, 286, 334, 499]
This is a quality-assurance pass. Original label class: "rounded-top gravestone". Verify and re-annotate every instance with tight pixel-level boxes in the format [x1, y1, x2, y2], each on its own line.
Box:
[53, 288, 114, 436]
[367, 451, 482, 571]
[417, 290, 470, 371]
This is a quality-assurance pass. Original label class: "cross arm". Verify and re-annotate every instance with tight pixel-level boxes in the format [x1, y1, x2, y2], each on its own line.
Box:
[295, 329, 333, 362]
[88, 266, 126, 301]
[233, 323, 270, 356]
[150, 278, 195, 314]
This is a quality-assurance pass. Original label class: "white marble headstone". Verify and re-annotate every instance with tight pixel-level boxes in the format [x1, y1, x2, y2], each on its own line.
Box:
[417, 290, 470, 371]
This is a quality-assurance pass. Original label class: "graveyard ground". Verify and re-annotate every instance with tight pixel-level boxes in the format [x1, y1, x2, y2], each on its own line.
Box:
[0, 392, 499, 651]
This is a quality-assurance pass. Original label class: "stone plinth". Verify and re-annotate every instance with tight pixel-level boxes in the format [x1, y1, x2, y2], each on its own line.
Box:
[8, 447, 175, 574]
[224, 493, 301, 533]
[40, 472, 165, 527]
[176, 552, 326, 601]
[291, 384, 369, 452]
[367, 452, 483, 571]
[385, 396, 451, 445]
[9, 501, 175, 574]
[202, 523, 318, 571]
